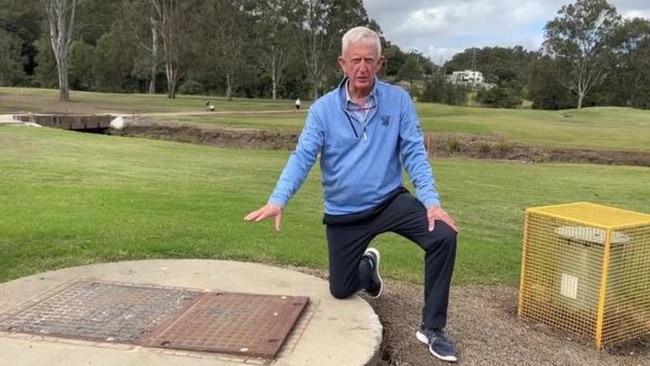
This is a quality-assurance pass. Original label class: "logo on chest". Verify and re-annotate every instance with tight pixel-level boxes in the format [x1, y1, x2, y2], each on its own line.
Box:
[381, 115, 390, 126]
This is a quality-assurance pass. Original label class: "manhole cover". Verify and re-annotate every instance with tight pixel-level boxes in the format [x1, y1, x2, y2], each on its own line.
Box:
[147, 292, 310, 358]
[0, 281, 200, 343]
[0, 281, 310, 359]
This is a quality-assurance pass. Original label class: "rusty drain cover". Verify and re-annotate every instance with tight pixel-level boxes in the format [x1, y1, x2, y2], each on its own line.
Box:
[147, 292, 310, 358]
[0, 281, 310, 359]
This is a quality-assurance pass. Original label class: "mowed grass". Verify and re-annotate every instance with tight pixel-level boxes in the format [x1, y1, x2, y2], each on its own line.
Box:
[417, 103, 650, 151]
[1, 126, 648, 286]
[2, 87, 649, 151]
[0, 87, 295, 113]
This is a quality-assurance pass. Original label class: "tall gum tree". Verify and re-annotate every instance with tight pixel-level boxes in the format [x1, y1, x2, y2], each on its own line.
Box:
[122, 0, 161, 94]
[291, 0, 332, 99]
[42, 0, 77, 101]
[150, 0, 191, 99]
[187, 0, 247, 101]
[543, 0, 621, 109]
[249, 0, 295, 100]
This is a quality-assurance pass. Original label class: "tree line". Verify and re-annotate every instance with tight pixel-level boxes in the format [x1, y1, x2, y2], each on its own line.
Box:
[0, 0, 649, 110]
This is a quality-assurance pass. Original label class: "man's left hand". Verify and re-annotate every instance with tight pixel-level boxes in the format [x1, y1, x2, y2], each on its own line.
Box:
[427, 205, 458, 233]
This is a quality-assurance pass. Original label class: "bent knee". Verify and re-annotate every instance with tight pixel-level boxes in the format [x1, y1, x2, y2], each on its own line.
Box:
[329, 285, 356, 299]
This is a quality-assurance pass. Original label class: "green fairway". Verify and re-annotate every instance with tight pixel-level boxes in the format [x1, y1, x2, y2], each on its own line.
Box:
[417, 103, 650, 151]
[2, 87, 649, 151]
[0, 87, 295, 114]
[1, 126, 648, 285]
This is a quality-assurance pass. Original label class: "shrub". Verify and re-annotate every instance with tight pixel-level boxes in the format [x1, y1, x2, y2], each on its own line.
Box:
[179, 80, 205, 95]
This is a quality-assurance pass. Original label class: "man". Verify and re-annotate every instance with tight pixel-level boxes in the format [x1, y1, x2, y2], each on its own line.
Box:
[244, 26, 458, 363]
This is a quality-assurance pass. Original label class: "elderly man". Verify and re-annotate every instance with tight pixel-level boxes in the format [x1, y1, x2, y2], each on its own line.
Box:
[244, 26, 458, 362]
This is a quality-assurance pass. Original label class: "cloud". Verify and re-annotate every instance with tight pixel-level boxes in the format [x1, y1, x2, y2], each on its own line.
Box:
[364, 0, 650, 63]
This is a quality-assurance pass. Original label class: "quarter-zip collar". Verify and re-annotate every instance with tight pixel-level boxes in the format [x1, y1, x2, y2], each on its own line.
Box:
[337, 76, 381, 109]
[338, 77, 380, 141]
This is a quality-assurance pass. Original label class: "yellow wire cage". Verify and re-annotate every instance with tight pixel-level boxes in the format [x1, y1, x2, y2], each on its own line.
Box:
[518, 202, 650, 349]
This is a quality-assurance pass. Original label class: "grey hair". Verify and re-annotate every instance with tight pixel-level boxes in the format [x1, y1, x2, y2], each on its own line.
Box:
[341, 26, 382, 56]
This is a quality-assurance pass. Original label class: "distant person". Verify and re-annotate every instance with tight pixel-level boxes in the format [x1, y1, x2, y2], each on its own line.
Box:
[206, 101, 215, 112]
[295, 98, 302, 111]
[244, 26, 459, 362]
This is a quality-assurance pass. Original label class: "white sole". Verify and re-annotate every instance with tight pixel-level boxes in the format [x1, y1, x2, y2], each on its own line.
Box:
[415, 331, 458, 363]
[365, 248, 383, 298]
[416, 330, 428, 344]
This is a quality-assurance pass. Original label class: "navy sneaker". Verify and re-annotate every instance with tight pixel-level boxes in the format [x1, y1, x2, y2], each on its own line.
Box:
[363, 247, 383, 298]
[416, 328, 458, 363]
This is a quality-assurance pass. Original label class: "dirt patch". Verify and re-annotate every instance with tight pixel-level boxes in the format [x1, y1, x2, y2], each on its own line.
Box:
[290, 267, 650, 366]
[369, 282, 650, 366]
[432, 134, 650, 166]
[110, 120, 299, 150]
[109, 118, 650, 167]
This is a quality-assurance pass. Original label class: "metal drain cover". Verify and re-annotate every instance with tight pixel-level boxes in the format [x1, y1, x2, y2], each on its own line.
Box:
[147, 292, 310, 358]
[0, 281, 200, 343]
[0, 281, 310, 359]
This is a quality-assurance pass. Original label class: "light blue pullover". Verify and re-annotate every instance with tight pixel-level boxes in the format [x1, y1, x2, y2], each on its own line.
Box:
[269, 78, 440, 215]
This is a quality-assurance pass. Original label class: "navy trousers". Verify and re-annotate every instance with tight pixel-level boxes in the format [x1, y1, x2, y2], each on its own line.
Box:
[323, 188, 457, 329]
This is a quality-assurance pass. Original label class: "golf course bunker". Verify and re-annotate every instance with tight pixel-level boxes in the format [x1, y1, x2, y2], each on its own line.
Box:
[0, 260, 381, 366]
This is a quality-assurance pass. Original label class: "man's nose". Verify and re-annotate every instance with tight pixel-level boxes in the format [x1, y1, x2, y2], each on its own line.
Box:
[358, 62, 369, 73]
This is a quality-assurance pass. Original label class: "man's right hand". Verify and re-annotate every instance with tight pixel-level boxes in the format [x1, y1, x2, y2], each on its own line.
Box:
[243, 204, 283, 231]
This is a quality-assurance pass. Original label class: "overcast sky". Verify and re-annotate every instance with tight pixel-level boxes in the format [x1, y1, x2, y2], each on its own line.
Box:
[363, 0, 650, 63]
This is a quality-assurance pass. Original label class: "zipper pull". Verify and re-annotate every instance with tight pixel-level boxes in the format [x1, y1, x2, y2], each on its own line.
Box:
[363, 131, 367, 141]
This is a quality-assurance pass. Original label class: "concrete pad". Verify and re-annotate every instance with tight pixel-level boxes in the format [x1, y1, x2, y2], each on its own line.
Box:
[0, 260, 382, 366]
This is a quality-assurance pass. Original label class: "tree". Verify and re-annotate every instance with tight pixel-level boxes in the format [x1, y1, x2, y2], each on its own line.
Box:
[121, 0, 161, 94]
[608, 17, 650, 108]
[290, 0, 333, 99]
[0, 0, 43, 84]
[42, 0, 77, 101]
[398, 49, 425, 94]
[528, 56, 575, 110]
[186, 0, 248, 101]
[33, 36, 58, 88]
[213, 0, 248, 101]
[421, 74, 469, 106]
[382, 43, 406, 79]
[91, 19, 142, 93]
[289, 0, 369, 99]
[249, 0, 295, 100]
[476, 83, 523, 109]
[74, 0, 120, 46]
[68, 40, 94, 90]
[150, 0, 191, 99]
[0, 29, 25, 85]
[542, 0, 621, 109]
[443, 46, 539, 100]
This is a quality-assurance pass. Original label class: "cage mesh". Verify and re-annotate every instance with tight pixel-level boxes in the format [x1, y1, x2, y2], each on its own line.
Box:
[518, 202, 650, 349]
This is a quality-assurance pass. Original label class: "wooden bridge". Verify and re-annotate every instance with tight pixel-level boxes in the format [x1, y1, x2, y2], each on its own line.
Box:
[13, 114, 113, 131]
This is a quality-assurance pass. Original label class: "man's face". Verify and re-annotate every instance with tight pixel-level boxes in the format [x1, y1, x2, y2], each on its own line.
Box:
[338, 42, 384, 93]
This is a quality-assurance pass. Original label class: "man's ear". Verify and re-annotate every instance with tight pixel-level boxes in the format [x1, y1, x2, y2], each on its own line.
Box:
[337, 56, 346, 76]
[377, 56, 385, 72]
